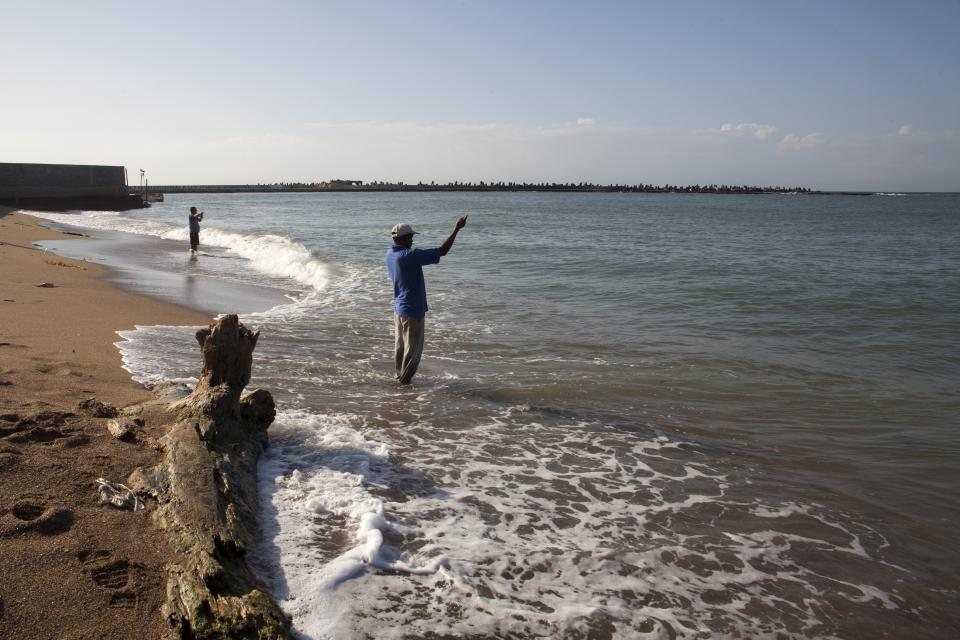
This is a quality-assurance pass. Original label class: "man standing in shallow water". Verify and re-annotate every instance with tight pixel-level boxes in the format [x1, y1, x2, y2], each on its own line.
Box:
[189, 206, 204, 257]
[386, 216, 468, 384]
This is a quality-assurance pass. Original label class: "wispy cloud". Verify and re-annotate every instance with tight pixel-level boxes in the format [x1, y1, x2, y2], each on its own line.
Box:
[719, 122, 778, 140]
[211, 133, 303, 147]
[777, 132, 826, 153]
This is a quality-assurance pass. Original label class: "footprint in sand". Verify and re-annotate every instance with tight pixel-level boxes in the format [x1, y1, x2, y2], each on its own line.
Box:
[0, 445, 20, 471]
[52, 367, 83, 378]
[90, 560, 131, 590]
[109, 591, 137, 609]
[5, 427, 70, 445]
[0, 416, 18, 440]
[0, 497, 74, 537]
[32, 361, 85, 378]
[54, 434, 91, 448]
[79, 551, 141, 609]
[77, 549, 111, 564]
[0, 411, 79, 446]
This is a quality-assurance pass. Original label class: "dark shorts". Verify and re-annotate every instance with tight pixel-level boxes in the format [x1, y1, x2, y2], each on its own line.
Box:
[190, 231, 199, 248]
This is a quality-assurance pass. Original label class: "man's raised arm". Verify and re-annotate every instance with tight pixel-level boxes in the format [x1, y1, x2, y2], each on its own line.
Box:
[439, 215, 468, 257]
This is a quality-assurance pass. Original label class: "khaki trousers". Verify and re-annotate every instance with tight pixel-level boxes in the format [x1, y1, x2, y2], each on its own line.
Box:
[394, 315, 425, 384]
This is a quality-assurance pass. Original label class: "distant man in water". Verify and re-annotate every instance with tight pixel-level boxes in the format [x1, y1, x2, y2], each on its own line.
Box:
[386, 216, 468, 384]
[189, 206, 204, 257]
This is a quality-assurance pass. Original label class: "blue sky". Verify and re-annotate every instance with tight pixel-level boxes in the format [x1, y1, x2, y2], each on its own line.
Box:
[2, 0, 959, 190]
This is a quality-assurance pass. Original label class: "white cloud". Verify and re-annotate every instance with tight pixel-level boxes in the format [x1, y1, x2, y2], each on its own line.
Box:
[777, 132, 826, 153]
[719, 122, 778, 140]
[212, 133, 303, 147]
[899, 124, 912, 136]
[576, 117, 597, 126]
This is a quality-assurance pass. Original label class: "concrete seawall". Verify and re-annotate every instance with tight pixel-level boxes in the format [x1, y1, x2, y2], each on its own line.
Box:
[0, 162, 144, 211]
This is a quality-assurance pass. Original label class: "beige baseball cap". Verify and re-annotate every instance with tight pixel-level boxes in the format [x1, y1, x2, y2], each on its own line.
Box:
[391, 223, 418, 237]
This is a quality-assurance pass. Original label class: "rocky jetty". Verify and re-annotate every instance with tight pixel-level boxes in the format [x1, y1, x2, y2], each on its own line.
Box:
[131, 315, 290, 639]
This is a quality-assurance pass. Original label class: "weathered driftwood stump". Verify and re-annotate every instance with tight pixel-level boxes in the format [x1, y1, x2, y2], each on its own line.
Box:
[133, 315, 290, 639]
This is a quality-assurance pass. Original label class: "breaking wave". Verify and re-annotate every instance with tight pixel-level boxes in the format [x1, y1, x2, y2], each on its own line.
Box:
[25, 209, 329, 293]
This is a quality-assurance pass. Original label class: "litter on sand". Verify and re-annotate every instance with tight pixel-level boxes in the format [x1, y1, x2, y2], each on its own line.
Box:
[96, 477, 144, 511]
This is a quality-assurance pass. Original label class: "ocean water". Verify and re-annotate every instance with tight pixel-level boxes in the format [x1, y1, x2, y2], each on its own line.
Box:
[29, 192, 960, 639]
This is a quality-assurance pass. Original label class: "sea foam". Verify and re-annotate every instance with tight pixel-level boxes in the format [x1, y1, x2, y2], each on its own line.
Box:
[26, 209, 329, 293]
[252, 410, 448, 639]
[241, 404, 909, 639]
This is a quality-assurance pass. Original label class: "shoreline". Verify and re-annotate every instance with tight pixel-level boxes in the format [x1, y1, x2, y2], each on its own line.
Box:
[26, 210, 294, 319]
[0, 207, 213, 639]
[0, 208, 211, 410]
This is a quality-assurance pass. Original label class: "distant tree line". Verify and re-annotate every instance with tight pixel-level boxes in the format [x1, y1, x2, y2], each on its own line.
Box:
[149, 181, 814, 194]
[363, 181, 812, 193]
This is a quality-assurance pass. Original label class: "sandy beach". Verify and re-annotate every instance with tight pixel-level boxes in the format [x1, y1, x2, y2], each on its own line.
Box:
[0, 208, 210, 639]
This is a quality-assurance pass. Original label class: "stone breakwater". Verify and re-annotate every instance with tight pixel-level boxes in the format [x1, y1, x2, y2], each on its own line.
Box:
[130, 315, 290, 639]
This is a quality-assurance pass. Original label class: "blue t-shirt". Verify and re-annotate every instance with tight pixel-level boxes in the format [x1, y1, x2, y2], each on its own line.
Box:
[189, 214, 201, 233]
[386, 246, 441, 318]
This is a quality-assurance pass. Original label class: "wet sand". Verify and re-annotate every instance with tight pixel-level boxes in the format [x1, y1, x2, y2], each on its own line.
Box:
[32, 223, 292, 318]
[0, 208, 210, 639]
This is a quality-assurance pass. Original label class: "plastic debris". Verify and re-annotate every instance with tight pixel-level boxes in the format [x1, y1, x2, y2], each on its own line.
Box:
[96, 477, 144, 511]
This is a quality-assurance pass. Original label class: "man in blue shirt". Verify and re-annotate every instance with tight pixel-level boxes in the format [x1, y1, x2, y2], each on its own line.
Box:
[386, 216, 468, 384]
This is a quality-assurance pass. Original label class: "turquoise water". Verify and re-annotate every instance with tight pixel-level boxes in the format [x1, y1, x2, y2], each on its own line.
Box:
[33, 192, 960, 638]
